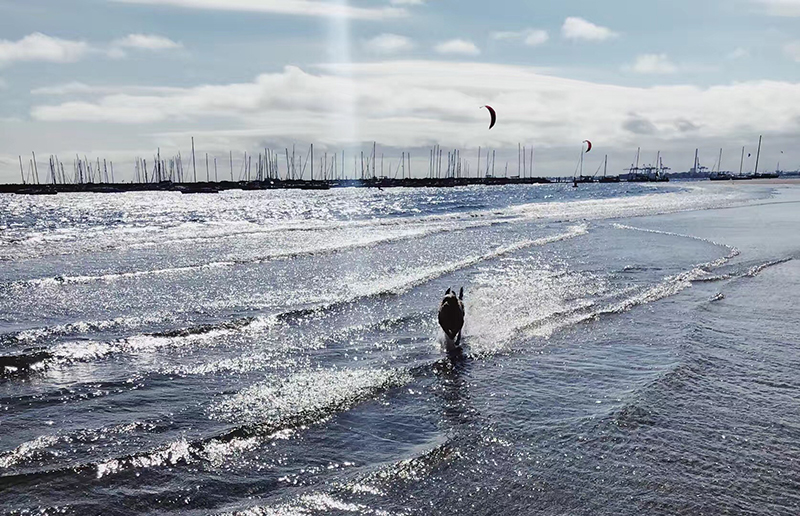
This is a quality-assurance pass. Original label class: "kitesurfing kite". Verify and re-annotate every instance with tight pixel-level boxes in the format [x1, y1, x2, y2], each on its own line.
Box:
[583, 140, 593, 153]
[482, 105, 497, 130]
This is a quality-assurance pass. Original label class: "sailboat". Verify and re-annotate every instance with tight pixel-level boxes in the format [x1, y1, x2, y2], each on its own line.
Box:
[597, 154, 620, 182]
[709, 148, 733, 180]
[733, 146, 752, 180]
[752, 135, 779, 179]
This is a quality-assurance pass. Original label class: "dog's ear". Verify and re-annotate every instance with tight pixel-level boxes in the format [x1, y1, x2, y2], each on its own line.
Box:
[458, 287, 463, 300]
[445, 288, 451, 295]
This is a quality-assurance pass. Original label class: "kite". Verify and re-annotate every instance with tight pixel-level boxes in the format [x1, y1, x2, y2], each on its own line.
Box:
[482, 105, 497, 130]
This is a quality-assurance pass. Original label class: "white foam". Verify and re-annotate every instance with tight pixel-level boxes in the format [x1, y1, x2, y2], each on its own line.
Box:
[224, 493, 399, 516]
[210, 367, 413, 426]
[12, 313, 176, 344]
[0, 435, 60, 469]
[349, 224, 588, 299]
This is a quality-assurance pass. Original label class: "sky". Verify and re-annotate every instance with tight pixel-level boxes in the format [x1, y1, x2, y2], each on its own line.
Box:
[1, 0, 800, 182]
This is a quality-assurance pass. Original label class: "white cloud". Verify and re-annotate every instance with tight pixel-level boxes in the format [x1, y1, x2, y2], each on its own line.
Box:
[32, 81, 97, 95]
[363, 34, 414, 54]
[491, 28, 549, 47]
[631, 54, 679, 74]
[0, 32, 181, 67]
[561, 17, 619, 41]
[31, 81, 184, 96]
[0, 33, 90, 67]
[29, 60, 800, 161]
[112, 34, 183, 51]
[390, 0, 424, 4]
[434, 39, 480, 55]
[111, 0, 406, 20]
[755, 0, 800, 16]
[785, 41, 800, 62]
[524, 30, 549, 47]
[727, 47, 749, 60]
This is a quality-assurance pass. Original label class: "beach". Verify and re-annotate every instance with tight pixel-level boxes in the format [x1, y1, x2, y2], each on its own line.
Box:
[1, 181, 799, 515]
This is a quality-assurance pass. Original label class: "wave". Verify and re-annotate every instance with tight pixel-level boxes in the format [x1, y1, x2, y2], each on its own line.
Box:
[350, 224, 588, 298]
[222, 493, 387, 516]
[261, 225, 591, 324]
[219, 438, 456, 515]
[208, 367, 413, 427]
[8, 367, 413, 480]
[612, 223, 739, 256]
[0, 421, 158, 471]
[20, 262, 237, 287]
[462, 244, 743, 354]
[1, 313, 178, 346]
[2, 183, 752, 266]
[0, 315, 279, 378]
[0, 435, 60, 469]
[691, 258, 792, 284]
[1, 198, 526, 264]
[0, 367, 410, 482]
[93, 368, 410, 479]
[10, 219, 505, 288]
[744, 258, 792, 277]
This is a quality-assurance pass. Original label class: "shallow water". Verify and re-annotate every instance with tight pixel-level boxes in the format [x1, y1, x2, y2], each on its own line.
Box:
[1, 182, 799, 515]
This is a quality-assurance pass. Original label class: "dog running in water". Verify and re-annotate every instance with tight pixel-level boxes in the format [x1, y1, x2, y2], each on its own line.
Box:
[438, 287, 464, 352]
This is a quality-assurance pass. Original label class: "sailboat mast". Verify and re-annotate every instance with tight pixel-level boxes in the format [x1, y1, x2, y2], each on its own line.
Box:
[191, 137, 197, 182]
[530, 147, 533, 178]
[656, 151, 661, 177]
[739, 146, 745, 176]
[718, 148, 723, 174]
[603, 154, 607, 177]
[754, 135, 763, 174]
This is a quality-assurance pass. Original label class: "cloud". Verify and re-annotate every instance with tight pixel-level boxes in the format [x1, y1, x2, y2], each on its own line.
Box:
[363, 34, 414, 54]
[29, 60, 800, 160]
[0, 33, 90, 67]
[112, 34, 183, 51]
[111, 0, 406, 20]
[390, 0, 424, 4]
[727, 47, 749, 60]
[434, 39, 480, 55]
[491, 28, 549, 47]
[623, 114, 658, 135]
[754, 0, 800, 16]
[561, 17, 619, 41]
[31, 81, 185, 96]
[785, 41, 800, 62]
[630, 54, 679, 74]
[0, 32, 183, 67]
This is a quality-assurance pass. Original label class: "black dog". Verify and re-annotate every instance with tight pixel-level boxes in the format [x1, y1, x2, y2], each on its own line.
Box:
[438, 287, 464, 351]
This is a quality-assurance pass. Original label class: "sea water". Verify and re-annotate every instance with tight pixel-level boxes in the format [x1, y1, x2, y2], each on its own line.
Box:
[1, 181, 799, 515]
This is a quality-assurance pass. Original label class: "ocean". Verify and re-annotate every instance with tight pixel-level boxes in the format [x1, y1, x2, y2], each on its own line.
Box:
[1, 181, 799, 515]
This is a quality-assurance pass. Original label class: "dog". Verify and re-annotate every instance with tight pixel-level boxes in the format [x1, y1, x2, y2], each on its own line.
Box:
[438, 287, 465, 352]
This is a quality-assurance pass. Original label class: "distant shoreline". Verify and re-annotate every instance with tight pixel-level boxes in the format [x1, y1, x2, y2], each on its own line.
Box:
[747, 177, 800, 184]
[4, 176, 797, 195]
[0, 176, 556, 195]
